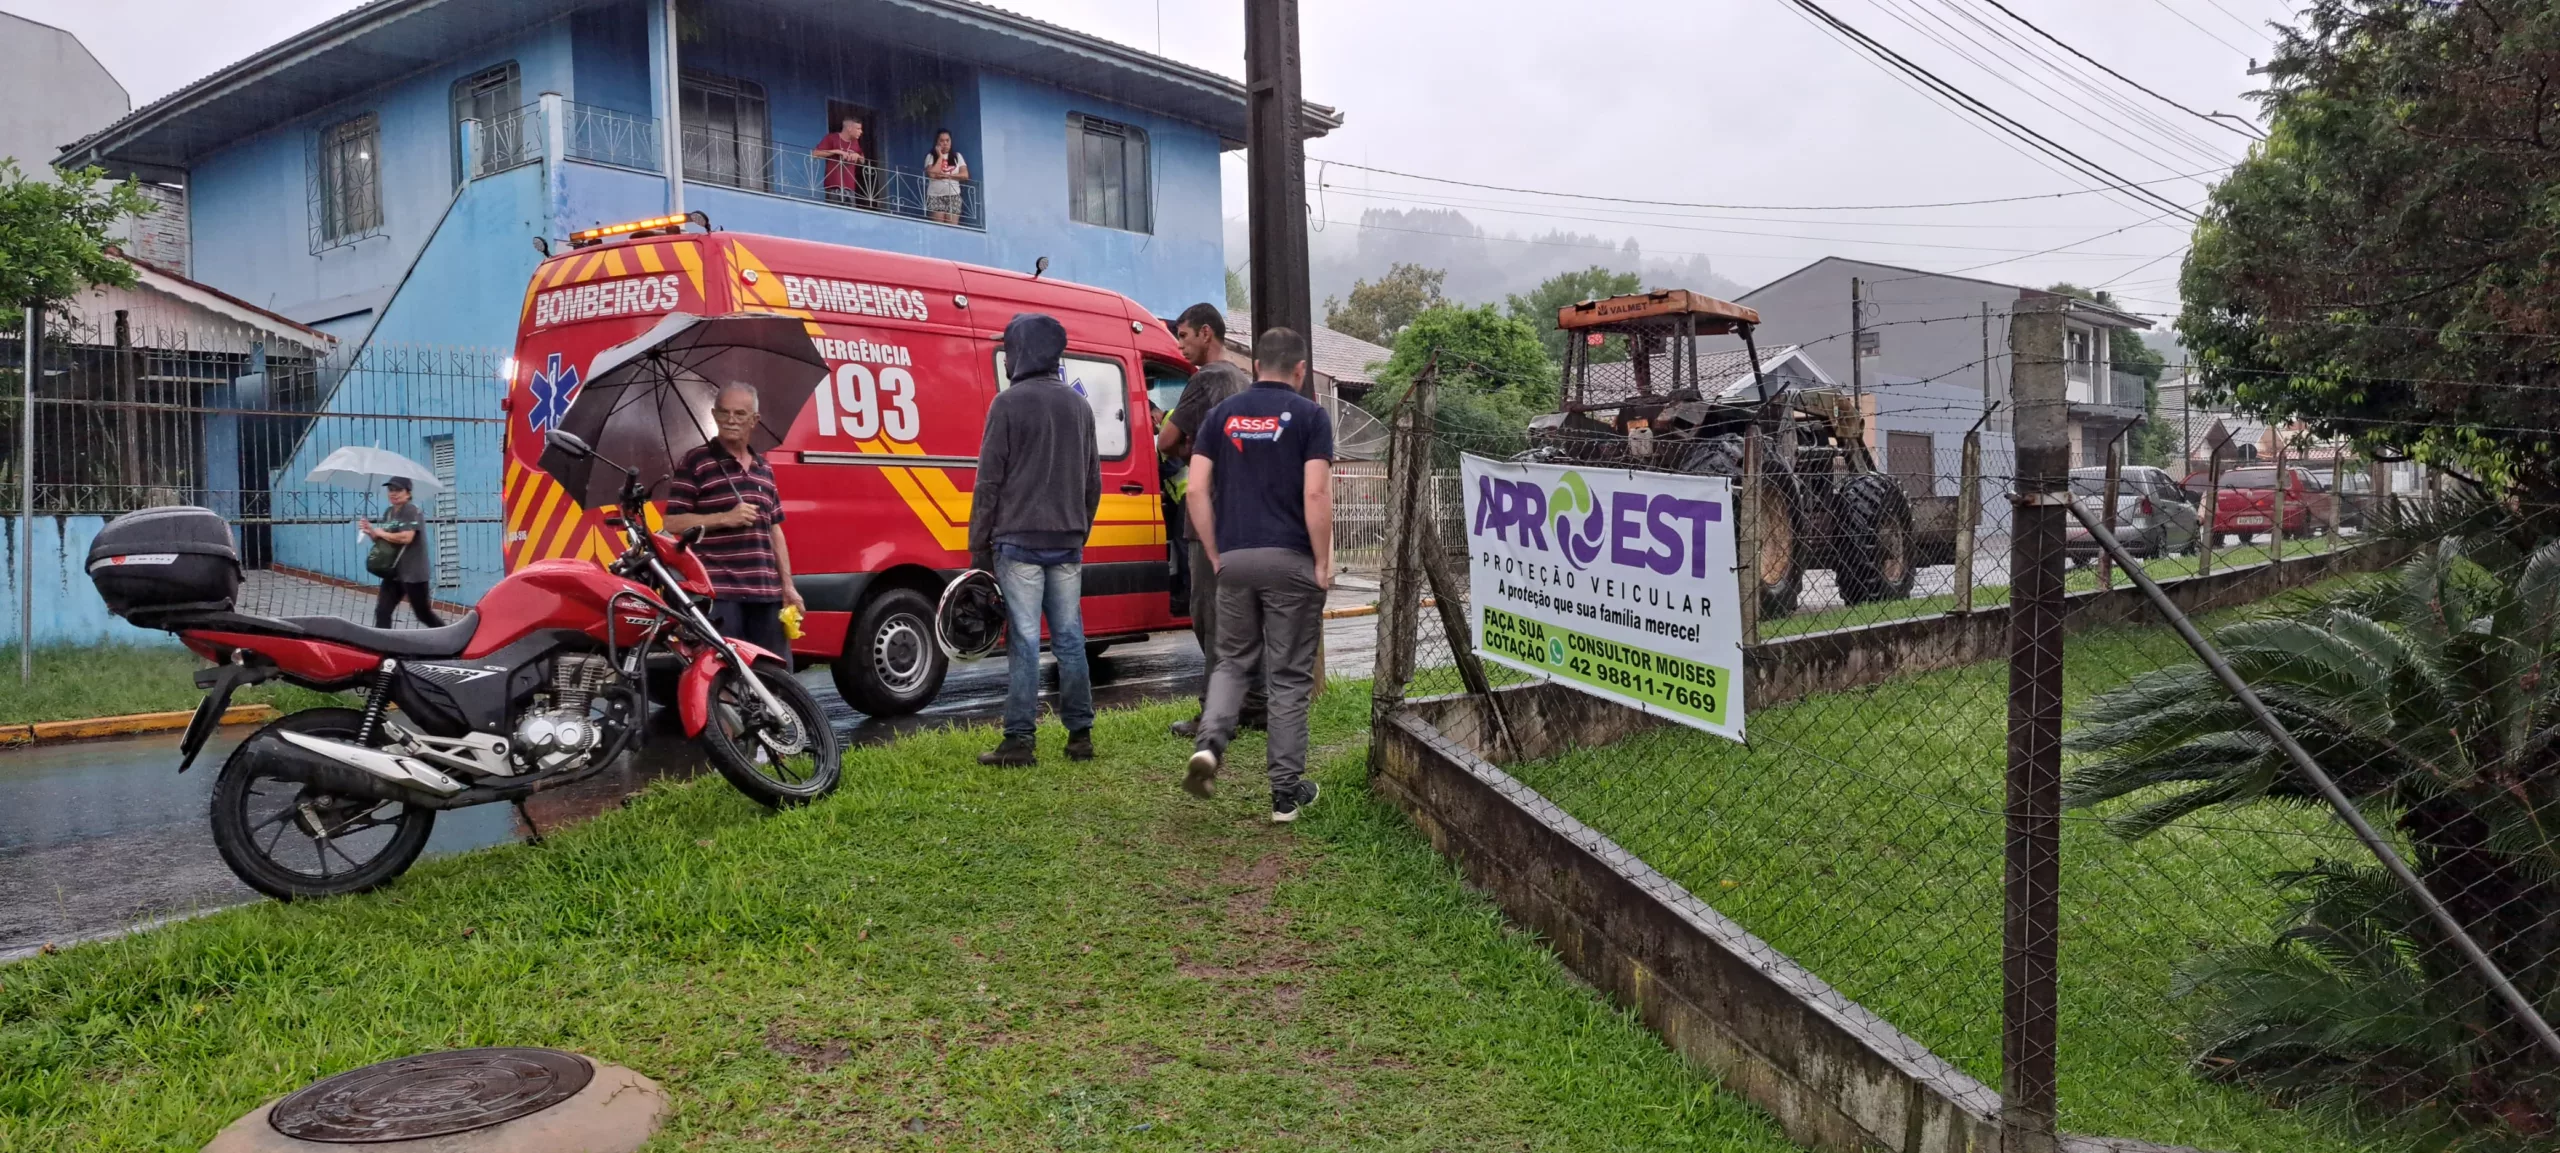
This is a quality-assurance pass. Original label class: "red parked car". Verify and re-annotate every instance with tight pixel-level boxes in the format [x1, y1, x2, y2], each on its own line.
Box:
[2180, 466, 2336, 545]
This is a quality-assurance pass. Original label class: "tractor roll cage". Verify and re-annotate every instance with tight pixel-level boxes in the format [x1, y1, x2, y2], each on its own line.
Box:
[1554, 289, 1770, 415]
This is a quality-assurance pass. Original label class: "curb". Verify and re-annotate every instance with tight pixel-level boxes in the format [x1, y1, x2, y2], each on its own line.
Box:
[0, 704, 280, 748]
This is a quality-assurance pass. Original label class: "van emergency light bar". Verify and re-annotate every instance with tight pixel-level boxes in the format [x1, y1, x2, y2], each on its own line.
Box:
[568, 211, 708, 247]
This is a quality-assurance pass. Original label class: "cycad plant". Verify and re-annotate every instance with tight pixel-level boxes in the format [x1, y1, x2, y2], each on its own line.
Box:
[2065, 498, 2560, 1138]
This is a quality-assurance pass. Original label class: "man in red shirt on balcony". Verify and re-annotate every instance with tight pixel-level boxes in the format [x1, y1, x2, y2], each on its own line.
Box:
[813, 116, 868, 207]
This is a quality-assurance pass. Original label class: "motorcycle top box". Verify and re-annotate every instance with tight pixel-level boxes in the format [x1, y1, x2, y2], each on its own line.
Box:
[86, 505, 243, 618]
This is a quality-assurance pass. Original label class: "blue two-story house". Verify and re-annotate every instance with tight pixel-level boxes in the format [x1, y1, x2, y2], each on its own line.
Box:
[47, 0, 1338, 609]
[56, 0, 1338, 352]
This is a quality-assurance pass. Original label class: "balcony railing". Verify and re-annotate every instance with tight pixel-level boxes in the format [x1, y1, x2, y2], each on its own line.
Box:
[2110, 369, 2148, 409]
[563, 102, 662, 173]
[680, 127, 984, 230]
[472, 103, 543, 178]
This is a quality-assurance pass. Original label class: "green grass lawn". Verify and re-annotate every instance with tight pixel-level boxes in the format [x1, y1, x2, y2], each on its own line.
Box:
[0, 645, 347, 725]
[1505, 614, 2373, 1153]
[0, 687, 1803, 1152]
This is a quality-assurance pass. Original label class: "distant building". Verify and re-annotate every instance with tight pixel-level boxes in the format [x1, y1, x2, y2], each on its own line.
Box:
[0, 10, 127, 178]
[1739, 256, 2152, 469]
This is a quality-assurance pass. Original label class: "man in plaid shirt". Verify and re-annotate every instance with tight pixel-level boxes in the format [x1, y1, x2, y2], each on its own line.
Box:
[661, 382, 801, 655]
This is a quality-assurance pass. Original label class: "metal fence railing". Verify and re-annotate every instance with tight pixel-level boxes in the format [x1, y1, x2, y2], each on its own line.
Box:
[1364, 331, 2516, 1153]
[680, 127, 985, 229]
[563, 102, 662, 173]
[3, 310, 505, 628]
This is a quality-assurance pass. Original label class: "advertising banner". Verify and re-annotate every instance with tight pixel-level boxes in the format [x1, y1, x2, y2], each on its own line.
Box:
[1461, 454, 1745, 742]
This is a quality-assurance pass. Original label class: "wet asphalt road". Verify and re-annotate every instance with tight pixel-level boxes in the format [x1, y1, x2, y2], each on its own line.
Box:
[0, 615, 1384, 960]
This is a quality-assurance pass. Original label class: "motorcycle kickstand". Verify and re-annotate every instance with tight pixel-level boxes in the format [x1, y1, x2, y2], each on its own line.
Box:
[513, 799, 544, 845]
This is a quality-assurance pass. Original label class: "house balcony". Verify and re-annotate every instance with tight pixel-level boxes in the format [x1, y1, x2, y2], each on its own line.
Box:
[540, 101, 982, 231]
[2068, 367, 2148, 423]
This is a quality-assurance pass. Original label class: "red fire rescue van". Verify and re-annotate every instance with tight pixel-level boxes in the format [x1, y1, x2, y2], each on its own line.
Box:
[501, 215, 1193, 716]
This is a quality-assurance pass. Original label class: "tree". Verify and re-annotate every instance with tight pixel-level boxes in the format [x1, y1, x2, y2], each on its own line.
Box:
[0, 161, 146, 316]
[1506, 266, 1642, 365]
[1361, 304, 1554, 461]
[2178, 0, 2560, 502]
[2050, 283, 2173, 466]
[2065, 506, 2560, 1136]
[1322, 263, 1443, 345]
[1225, 265, 1248, 311]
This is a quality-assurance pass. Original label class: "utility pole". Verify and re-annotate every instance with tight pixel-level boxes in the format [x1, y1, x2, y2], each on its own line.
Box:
[1850, 276, 1866, 410]
[19, 305, 35, 683]
[1245, 0, 1312, 388]
[2002, 294, 2068, 1153]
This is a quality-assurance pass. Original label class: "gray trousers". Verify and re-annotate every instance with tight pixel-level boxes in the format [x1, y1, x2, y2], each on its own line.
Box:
[1190, 539, 1267, 715]
[1198, 547, 1323, 792]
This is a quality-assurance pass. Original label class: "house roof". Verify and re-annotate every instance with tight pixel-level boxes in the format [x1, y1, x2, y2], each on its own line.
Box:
[56, 0, 1342, 177]
[60, 252, 339, 355]
[1225, 309, 1393, 387]
[1739, 255, 2151, 330]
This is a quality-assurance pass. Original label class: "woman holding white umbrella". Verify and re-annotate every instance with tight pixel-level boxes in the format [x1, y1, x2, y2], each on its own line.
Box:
[307, 445, 447, 629]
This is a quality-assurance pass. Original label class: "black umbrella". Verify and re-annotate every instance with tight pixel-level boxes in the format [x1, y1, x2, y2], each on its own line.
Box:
[534, 312, 827, 509]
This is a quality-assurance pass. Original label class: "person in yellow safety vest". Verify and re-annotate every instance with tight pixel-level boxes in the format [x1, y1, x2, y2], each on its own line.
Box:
[1159, 303, 1264, 738]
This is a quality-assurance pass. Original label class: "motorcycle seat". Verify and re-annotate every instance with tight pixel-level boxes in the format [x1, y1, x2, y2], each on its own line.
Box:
[278, 611, 482, 659]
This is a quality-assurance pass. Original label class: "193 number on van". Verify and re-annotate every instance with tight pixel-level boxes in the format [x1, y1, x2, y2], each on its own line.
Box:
[816, 363, 919, 442]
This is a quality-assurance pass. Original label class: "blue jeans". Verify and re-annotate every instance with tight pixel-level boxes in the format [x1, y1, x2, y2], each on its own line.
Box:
[996, 555, 1093, 739]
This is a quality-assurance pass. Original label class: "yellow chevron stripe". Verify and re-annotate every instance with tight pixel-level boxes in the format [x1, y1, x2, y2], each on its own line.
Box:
[1088, 522, 1167, 548]
[540, 497, 588, 560]
[601, 249, 628, 277]
[672, 242, 705, 298]
[634, 244, 665, 273]
[875, 466, 970, 551]
[548, 257, 582, 288]
[522, 485, 568, 557]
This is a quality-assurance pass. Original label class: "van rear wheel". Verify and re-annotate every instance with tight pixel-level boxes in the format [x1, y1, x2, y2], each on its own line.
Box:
[833, 588, 946, 717]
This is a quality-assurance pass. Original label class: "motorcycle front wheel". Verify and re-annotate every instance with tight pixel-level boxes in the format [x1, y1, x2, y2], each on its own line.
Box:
[703, 659, 841, 808]
[210, 707, 437, 901]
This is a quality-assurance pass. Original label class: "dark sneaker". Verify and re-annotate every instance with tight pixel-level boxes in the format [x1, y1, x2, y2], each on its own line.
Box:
[1182, 747, 1219, 799]
[1168, 715, 1201, 739]
[1271, 779, 1320, 824]
[977, 736, 1037, 766]
[1065, 730, 1095, 761]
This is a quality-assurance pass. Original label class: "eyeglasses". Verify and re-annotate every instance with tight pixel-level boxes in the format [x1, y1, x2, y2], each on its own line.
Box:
[712, 408, 758, 423]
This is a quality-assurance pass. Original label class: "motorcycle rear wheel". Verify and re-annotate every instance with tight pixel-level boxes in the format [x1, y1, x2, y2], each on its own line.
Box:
[210, 707, 437, 901]
[704, 660, 842, 808]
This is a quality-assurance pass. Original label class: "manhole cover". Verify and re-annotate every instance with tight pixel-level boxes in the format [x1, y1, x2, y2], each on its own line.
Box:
[268, 1047, 594, 1143]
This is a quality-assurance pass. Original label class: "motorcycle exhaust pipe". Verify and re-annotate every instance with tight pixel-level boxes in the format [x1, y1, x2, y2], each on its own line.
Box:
[245, 730, 468, 807]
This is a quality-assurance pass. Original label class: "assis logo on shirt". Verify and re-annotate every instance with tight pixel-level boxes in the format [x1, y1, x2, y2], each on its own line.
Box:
[1222, 409, 1292, 451]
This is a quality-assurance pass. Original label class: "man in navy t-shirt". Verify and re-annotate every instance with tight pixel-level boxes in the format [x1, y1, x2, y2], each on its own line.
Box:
[1180, 327, 1336, 822]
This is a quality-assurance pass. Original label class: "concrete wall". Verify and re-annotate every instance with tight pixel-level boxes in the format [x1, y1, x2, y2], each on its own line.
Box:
[184, 20, 576, 331]
[0, 12, 127, 176]
[0, 517, 183, 649]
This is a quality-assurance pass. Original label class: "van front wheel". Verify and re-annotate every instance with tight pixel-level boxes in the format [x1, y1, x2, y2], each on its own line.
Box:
[833, 588, 947, 717]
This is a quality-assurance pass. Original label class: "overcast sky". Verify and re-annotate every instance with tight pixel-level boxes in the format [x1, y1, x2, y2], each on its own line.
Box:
[9, 0, 2285, 321]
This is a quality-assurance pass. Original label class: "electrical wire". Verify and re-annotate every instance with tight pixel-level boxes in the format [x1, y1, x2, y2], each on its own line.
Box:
[1296, 157, 2231, 214]
[1961, 0, 2266, 139]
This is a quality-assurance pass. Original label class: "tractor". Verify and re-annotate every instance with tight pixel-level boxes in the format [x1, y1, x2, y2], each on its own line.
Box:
[1525, 289, 1933, 617]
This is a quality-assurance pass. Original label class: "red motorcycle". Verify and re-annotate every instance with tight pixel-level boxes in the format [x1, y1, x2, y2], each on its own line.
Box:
[88, 430, 839, 900]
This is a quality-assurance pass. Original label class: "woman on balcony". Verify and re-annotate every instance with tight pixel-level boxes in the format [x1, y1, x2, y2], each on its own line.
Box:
[925, 129, 968, 224]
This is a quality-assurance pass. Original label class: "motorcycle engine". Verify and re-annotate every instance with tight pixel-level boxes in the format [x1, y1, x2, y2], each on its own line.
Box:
[513, 654, 615, 773]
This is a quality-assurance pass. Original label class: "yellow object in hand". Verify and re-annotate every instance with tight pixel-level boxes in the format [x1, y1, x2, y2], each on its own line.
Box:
[780, 603, 805, 640]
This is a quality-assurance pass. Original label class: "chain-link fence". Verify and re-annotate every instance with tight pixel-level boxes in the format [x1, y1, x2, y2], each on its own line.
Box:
[1366, 333, 2537, 1152]
[2, 306, 505, 635]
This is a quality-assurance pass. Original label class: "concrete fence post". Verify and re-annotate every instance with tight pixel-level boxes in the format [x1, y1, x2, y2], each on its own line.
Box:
[1370, 361, 1433, 722]
[1954, 428, 1981, 614]
[2002, 294, 2068, 1153]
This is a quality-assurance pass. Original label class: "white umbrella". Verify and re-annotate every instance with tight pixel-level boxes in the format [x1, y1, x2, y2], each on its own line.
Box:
[307, 446, 444, 496]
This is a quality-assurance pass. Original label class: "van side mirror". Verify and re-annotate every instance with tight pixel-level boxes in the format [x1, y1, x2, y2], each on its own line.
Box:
[545, 429, 593, 459]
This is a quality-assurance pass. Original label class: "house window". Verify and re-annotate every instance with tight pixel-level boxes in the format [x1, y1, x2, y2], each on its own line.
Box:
[427, 436, 461, 590]
[681, 70, 769, 192]
[317, 114, 384, 245]
[1068, 113, 1151, 233]
[993, 350, 1133, 459]
[451, 62, 523, 184]
[2065, 327, 2094, 384]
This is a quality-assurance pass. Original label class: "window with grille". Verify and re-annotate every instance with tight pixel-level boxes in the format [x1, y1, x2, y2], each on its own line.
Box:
[451, 62, 523, 184]
[681, 70, 769, 191]
[318, 115, 383, 244]
[428, 436, 461, 590]
[1068, 113, 1151, 233]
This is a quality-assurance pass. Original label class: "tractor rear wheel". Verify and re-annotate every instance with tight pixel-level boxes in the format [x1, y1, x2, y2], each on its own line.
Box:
[1834, 474, 1918, 604]
[1672, 435, 1801, 618]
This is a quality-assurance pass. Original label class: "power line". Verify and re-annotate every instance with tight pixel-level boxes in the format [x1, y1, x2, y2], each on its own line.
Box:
[1781, 0, 2201, 220]
[1296, 157, 2229, 214]
[2138, 0, 2261, 56]
[1961, 0, 2266, 139]
[1913, 0, 2238, 164]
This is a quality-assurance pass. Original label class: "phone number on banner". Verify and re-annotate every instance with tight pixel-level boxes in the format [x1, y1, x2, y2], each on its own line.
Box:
[1478, 605, 1731, 730]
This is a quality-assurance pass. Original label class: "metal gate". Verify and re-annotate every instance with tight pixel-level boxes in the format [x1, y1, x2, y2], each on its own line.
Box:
[2, 306, 505, 628]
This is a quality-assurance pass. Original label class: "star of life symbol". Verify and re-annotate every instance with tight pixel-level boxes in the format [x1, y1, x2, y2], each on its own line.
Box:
[528, 353, 580, 433]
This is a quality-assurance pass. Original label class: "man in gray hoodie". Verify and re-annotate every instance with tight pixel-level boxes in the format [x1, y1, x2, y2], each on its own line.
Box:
[970, 313, 1103, 765]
